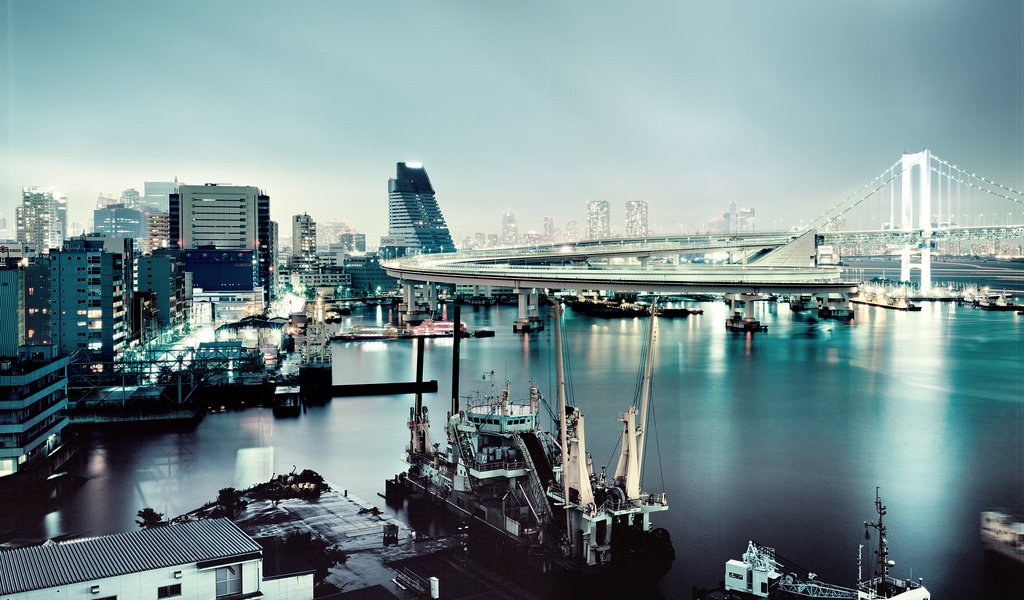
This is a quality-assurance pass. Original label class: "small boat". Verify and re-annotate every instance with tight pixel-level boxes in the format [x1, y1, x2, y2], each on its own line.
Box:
[977, 292, 1024, 312]
[400, 319, 471, 338]
[472, 328, 495, 338]
[657, 307, 704, 318]
[981, 511, 1024, 564]
[726, 314, 767, 332]
[331, 324, 399, 341]
[272, 385, 301, 417]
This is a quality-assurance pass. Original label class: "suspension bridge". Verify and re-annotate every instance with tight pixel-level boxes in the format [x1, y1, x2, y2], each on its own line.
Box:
[384, 149, 1023, 327]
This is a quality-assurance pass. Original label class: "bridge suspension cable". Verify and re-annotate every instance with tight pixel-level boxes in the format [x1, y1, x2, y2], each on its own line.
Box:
[809, 159, 901, 229]
[929, 154, 1024, 209]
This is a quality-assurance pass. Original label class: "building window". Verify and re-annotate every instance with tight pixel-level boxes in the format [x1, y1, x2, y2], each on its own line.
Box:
[215, 565, 242, 597]
[157, 583, 182, 598]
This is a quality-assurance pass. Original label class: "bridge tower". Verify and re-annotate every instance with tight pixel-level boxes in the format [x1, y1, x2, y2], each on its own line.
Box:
[898, 149, 933, 291]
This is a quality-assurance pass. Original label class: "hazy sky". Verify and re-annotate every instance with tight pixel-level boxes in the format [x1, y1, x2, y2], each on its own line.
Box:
[2, 0, 1021, 241]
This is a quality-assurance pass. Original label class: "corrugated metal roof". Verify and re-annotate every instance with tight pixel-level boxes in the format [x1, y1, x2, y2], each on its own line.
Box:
[0, 518, 262, 594]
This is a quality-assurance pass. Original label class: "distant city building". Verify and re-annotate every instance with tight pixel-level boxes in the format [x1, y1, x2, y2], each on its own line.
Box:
[340, 232, 366, 253]
[344, 253, 398, 296]
[586, 201, 610, 240]
[96, 193, 120, 209]
[501, 210, 518, 245]
[710, 201, 757, 234]
[0, 345, 70, 480]
[169, 183, 273, 303]
[16, 187, 64, 254]
[291, 213, 317, 272]
[269, 220, 279, 291]
[49, 236, 134, 363]
[521, 231, 540, 245]
[318, 220, 350, 247]
[290, 267, 351, 292]
[625, 200, 649, 238]
[93, 203, 145, 240]
[386, 162, 455, 255]
[142, 179, 177, 213]
[566, 220, 580, 243]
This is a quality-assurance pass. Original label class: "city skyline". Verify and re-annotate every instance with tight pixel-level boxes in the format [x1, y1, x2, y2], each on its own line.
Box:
[1, 1, 1021, 241]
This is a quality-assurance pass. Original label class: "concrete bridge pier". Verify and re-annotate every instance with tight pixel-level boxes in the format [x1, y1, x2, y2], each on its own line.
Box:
[400, 281, 433, 325]
[816, 292, 855, 322]
[513, 288, 545, 333]
[725, 293, 763, 331]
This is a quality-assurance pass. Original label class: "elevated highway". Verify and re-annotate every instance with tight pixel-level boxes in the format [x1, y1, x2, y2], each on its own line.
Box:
[383, 230, 859, 295]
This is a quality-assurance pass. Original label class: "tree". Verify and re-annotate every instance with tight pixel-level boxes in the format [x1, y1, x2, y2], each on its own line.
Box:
[136, 507, 165, 529]
[216, 487, 246, 517]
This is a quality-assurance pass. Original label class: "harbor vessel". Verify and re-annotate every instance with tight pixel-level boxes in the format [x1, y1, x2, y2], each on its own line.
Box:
[981, 511, 1024, 564]
[657, 306, 704, 318]
[976, 293, 1024, 312]
[709, 489, 928, 600]
[726, 314, 768, 332]
[331, 324, 399, 341]
[388, 302, 674, 578]
[851, 292, 921, 312]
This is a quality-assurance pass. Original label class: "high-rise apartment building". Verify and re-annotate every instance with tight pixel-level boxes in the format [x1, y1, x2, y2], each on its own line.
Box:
[16, 188, 65, 254]
[94, 204, 145, 240]
[586, 201, 610, 240]
[169, 184, 272, 302]
[292, 213, 317, 272]
[566, 220, 580, 243]
[145, 212, 170, 254]
[542, 216, 555, 243]
[386, 163, 454, 255]
[501, 210, 518, 246]
[625, 200, 649, 238]
[0, 344, 70, 480]
[49, 236, 133, 363]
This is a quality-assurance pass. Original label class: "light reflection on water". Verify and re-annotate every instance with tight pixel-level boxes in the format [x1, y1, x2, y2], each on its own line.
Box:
[0, 297, 1019, 599]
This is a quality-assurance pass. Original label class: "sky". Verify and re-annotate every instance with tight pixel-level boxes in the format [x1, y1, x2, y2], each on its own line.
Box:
[1, 0, 1022, 242]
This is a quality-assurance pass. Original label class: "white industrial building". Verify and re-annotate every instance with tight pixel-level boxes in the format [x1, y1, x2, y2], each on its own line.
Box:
[0, 518, 313, 600]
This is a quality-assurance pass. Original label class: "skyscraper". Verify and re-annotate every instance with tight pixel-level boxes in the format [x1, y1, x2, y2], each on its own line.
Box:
[542, 216, 555, 243]
[387, 163, 455, 255]
[625, 200, 649, 238]
[501, 210, 518, 246]
[143, 180, 177, 213]
[16, 187, 65, 254]
[168, 183, 273, 301]
[586, 200, 610, 240]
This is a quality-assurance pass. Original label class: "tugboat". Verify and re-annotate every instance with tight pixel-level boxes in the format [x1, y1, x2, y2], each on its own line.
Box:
[725, 313, 768, 333]
[707, 489, 929, 599]
[388, 302, 674, 579]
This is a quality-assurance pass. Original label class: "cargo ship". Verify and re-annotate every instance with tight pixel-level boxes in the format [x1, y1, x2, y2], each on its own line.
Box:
[387, 302, 674, 579]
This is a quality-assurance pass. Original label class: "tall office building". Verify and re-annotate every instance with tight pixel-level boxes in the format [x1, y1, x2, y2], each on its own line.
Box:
[386, 163, 455, 255]
[94, 204, 145, 240]
[625, 200, 649, 238]
[142, 180, 177, 213]
[137, 250, 188, 328]
[586, 201, 610, 240]
[169, 184, 272, 302]
[49, 236, 133, 363]
[16, 187, 64, 254]
[501, 210, 518, 246]
[145, 212, 170, 254]
[120, 188, 141, 209]
[0, 259, 26, 357]
[292, 213, 317, 272]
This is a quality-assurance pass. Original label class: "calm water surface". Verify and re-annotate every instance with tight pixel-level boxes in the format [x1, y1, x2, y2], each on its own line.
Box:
[2, 281, 1022, 599]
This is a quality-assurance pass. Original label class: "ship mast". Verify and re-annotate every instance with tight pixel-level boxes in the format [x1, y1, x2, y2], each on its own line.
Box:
[864, 486, 889, 597]
[636, 299, 658, 478]
[551, 298, 571, 535]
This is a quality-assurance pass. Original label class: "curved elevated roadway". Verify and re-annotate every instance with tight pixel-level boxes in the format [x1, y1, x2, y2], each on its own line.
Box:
[384, 231, 859, 295]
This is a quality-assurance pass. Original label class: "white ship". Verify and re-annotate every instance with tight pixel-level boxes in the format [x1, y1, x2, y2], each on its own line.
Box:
[981, 511, 1024, 564]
